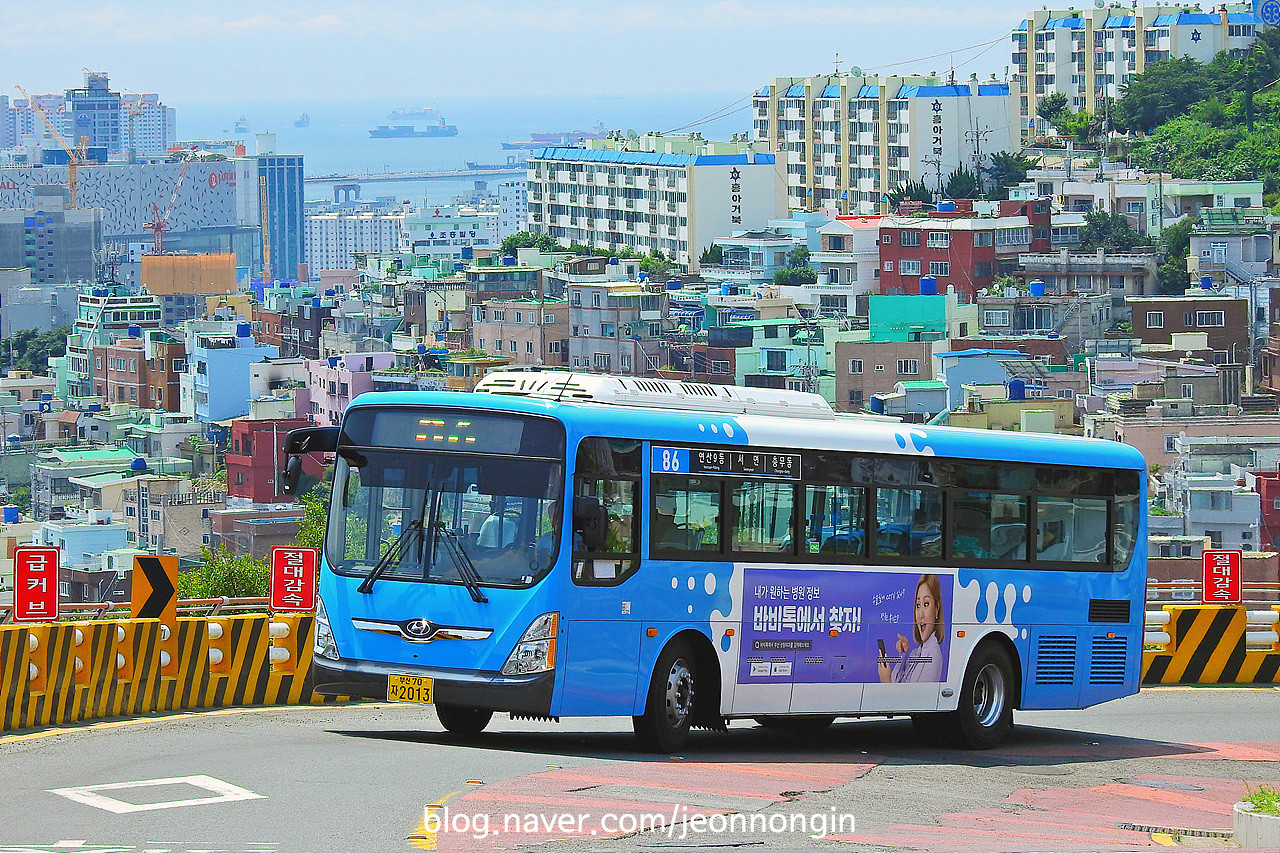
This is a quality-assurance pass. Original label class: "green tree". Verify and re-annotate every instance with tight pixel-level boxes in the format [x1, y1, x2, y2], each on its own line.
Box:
[773, 266, 817, 286]
[887, 179, 932, 206]
[984, 151, 1037, 200]
[1036, 93, 1068, 123]
[7, 326, 70, 375]
[177, 546, 270, 599]
[944, 167, 979, 199]
[1157, 214, 1197, 294]
[9, 486, 30, 515]
[1078, 210, 1151, 251]
[638, 252, 671, 278]
[699, 243, 723, 265]
[1114, 56, 1214, 133]
[499, 231, 559, 255]
[785, 246, 810, 268]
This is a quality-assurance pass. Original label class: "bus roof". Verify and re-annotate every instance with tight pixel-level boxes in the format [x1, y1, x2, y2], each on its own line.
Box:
[348, 389, 1145, 471]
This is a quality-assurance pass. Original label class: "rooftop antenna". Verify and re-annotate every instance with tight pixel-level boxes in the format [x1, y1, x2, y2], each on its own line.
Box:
[834, 52, 842, 75]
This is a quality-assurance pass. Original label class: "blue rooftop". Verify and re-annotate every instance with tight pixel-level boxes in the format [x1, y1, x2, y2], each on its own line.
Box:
[857, 85, 880, 97]
[785, 84, 806, 97]
[936, 349, 1025, 359]
[692, 153, 776, 166]
[533, 147, 691, 167]
[1104, 16, 1134, 27]
[756, 85, 770, 96]
[1041, 17, 1085, 29]
[1229, 12, 1260, 22]
[897, 85, 992, 98]
[1152, 12, 1223, 26]
[820, 84, 841, 99]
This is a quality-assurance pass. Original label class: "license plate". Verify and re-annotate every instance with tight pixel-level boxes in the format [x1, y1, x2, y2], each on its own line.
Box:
[387, 673, 433, 704]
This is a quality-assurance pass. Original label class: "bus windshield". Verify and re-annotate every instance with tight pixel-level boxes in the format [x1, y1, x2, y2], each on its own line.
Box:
[326, 450, 563, 589]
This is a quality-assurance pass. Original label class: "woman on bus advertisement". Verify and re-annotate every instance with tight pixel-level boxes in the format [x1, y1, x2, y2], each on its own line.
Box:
[877, 573, 948, 683]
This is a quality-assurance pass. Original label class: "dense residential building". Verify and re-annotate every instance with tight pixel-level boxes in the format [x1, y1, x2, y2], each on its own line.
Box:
[180, 320, 278, 422]
[91, 330, 185, 412]
[497, 178, 528, 241]
[472, 296, 569, 367]
[564, 275, 670, 375]
[1012, 6, 1260, 140]
[401, 204, 495, 265]
[0, 185, 102, 286]
[121, 475, 223, 556]
[976, 289, 1115, 354]
[119, 92, 177, 159]
[526, 134, 785, 271]
[812, 216, 884, 296]
[1014, 247, 1160, 300]
[55, 285, 163, 399]
[876, 199, 1065, 299]
[1127, 293, 1249, 364]
[225, 417, 319, 505]
[305, 207, 405, 272]
[751, 73, 1019, 212]
[307, 352, 394, 426]
[66, 70, 121, 157]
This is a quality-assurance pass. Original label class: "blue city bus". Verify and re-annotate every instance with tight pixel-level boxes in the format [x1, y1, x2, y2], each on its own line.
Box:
[282, 372, 1146, 752]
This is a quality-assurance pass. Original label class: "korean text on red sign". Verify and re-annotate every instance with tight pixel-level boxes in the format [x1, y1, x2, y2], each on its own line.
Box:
[13, 545, 60, 622]
[1201, 549, 1242, 604]
[270, 546, 319, 611]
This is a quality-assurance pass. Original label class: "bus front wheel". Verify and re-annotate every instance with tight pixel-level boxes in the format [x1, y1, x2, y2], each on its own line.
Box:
[436, 703, 493, 736]
[633, 640, 697, 753]
[944, 642, 1015, 750]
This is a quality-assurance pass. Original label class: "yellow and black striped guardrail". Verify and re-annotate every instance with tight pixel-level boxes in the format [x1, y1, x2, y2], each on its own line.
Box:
[1143, 605, 1280, 685]
[0, 613, 345, 733]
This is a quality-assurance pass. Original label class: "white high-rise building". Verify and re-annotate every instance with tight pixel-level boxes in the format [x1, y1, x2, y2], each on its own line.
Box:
[120, 93, 177, 158]
[497, 178, 528, 241]
[1012, 5, 1261, 139]
[526, 133, 786, 272]
[751, 73, 1020, 214]
[305, 209, 406, 272]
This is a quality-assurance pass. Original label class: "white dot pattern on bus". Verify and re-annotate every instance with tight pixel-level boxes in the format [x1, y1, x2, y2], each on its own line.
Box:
[704, 573, 716, 595]
[722, 423, 734, 437]
[671, 577, 678, 589]
[687, 576, 696, 591]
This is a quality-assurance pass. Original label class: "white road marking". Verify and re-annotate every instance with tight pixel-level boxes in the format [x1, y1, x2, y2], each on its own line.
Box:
[47, 775, 266, 815]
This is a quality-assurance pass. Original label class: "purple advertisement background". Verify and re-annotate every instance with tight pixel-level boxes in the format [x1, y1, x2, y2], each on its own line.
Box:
[738, 568, 952, 685]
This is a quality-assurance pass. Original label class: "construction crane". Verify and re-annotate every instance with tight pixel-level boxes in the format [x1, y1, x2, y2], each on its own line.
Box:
[259, 174, 272, 282]
[120, 87, 148, 165]
[143, 150, 194, 253]
[15, 84, 88, 208]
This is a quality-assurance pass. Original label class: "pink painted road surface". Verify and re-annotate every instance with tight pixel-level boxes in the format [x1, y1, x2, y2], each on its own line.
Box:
[417, 742, 1280, 852]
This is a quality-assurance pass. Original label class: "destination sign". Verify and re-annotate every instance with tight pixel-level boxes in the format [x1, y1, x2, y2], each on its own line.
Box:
[652, 446, 800, 479]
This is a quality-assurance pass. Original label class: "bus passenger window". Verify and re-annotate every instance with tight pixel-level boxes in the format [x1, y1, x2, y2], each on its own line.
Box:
[652, 475, 721, 555]
[730, 480, 795, 555]
[1037, 496, 1109, 564]
[1112, 470, 1140, 570]
[573, 437, 641, 584]
[803, 485, 865, 557]
[875, 488, 942, 559]
[951, 492, 1027, 561]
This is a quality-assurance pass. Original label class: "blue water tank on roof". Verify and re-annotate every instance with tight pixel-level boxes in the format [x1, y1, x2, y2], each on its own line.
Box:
[3, 506, 19, 523]
[130, 457, 148, 472]
[1200, 275, 1214, 290]
[462, 246, 473, 259]
[937, 201, 955, 212]
[1008, 378, 1026, 400]
[236, 322, 251, 337]
[919, 275, 937, 296]
[501, 255, 516, 266]
[609, 257, 619, 265]
[312, 297, 321, 307]
[127, 324, 142, 338]
[417, 344, 427, 354]
[666, 280, 681, 290]
[868, 397, 885, 414]
[1028, 279, 1046, 297]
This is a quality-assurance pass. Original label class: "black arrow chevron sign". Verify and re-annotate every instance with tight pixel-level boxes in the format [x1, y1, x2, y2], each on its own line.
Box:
[132, 555, 178, 624]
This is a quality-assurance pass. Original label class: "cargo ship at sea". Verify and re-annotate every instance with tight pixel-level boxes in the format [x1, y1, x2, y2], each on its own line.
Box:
[501, 122, 606, 149]
[387, 106, 442, 121]
[369, 118, 458, 138]
[294, 113, 310, 128]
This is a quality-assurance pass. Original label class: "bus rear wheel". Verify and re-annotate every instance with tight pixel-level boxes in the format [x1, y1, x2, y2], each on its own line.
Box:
[436, 703, 493, 736]
[633, 640, 697, 753]
[753, 715, 835, 732]
[944, 642, 1015, 750]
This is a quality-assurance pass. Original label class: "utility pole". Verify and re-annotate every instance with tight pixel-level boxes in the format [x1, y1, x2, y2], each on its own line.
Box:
[966, 127, 993, 196]
[922, 157, 943, 202]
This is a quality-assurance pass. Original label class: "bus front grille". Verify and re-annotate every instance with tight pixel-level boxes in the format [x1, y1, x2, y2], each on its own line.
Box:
[1034, 635, 1077, 685]
[1089, 636, 1128, 684]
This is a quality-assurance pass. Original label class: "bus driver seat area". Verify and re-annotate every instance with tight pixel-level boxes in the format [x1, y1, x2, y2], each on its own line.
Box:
[652, 493, 702, 551]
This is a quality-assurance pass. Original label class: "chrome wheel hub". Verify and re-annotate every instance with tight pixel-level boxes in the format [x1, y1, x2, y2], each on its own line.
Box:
[664, 658, 695, 726]
[972, 662, 1007, 728]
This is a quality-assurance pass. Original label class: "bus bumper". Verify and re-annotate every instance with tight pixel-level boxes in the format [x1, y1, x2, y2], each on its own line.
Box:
[312, 656, 555, 716]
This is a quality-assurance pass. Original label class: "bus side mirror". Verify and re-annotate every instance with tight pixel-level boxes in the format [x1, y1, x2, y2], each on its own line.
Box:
[573, 496, 608, 551]
[280, 455, 303, 496]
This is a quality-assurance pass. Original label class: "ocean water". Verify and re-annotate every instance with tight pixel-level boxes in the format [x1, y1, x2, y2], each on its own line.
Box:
[176, 92, 750, 205]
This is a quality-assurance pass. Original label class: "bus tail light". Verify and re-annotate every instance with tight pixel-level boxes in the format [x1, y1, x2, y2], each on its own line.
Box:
[314, 596, 340, 661]
[501, 612, 559, 675]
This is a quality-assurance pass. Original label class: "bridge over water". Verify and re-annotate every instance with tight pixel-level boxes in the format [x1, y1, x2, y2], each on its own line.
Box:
[303, 166, 524, 185]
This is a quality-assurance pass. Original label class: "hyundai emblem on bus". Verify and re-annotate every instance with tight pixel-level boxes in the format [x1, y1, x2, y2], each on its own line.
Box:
[403, 619, 438, 640]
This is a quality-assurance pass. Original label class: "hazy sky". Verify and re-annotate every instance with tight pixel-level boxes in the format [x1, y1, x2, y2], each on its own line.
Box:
[5, 1, 1033, 104]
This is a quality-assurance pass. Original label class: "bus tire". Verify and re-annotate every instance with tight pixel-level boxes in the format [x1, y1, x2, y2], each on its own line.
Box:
[436, 703, 493, 736]
[753, 715, 835, 732]
[633, 640, 697, 753]
[944, 642, 1015, 750]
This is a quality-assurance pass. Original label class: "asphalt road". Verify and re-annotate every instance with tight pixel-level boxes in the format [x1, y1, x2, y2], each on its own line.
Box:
[0, 687, 1277, 853]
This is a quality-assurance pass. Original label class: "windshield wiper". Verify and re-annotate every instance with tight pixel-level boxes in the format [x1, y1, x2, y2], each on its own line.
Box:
[357, 518, 423, 594]
[432, 523, 489, 603]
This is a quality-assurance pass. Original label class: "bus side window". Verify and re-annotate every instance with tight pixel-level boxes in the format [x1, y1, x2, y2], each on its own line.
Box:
[874, 487, 942, 559]
[803, 484, 865, 558]
[573, 437, 641, 585]
[730, 479, 795, 555]
[652, 475, 721, 556]
[1036, 496, 1109, 564]
[951, 492, 1028, 561]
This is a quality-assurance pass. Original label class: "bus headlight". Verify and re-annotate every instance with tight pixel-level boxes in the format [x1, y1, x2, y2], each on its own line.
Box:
[314, 596, 340, 661]
[501, 612, 558, 675]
